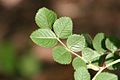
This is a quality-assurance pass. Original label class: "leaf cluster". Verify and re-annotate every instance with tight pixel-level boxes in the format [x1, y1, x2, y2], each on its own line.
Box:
[30, 7, 120, 80]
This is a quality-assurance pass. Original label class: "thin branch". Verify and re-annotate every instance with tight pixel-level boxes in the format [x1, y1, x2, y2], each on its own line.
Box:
[106, 59, 120, 68]
[92, 59, 120, 80]
[56, 38, 87, 62]
[92, 67, 104, 80]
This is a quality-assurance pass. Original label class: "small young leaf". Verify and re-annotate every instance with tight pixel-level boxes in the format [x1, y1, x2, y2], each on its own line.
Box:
[72, 57, 87, 70]
[30, 29, 58, 47]
[82, 48, 100, 63]
[53, 17, 73, 39]
[93, 33, 106, 53]
[105, 36, 120, 53]
[52, 46, 72, 64]
[35, 7, 57, 29]
[74, 67, 90, 80]
[96, 72, 118, 80]
[67, 34, 86, 52]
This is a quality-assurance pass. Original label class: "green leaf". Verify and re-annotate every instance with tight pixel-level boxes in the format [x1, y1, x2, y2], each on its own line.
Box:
[105, 36, 120, 53]
[105, 53, 115, 70]
[82, 48, 100, 63]
[35, 7, 57, 29]
[72, 57, 87, 70]
[30, 29, 58, 47]
[82, 33, 93, 48]
[93, 33, 106, 53]
[67, 34, 86, 52]
[96, 72, 118, 80]
[87, 64, 100, 71]
[91, 56, 100, 67]
[52, 46, 72, 64]
[53, 17, 73, 39]
[74, 67, 90, 80]
[105, 53, 120, 70]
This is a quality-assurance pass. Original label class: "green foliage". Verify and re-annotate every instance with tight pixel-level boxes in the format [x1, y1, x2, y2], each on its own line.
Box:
[67, 34, 86, 52]
[72, 57, 87, 70]
[93, 33, 106, 53]
[105, 53, 115, 70]
[52, 46, 72, 64]
[82, 48, 100, 63]
[30, 7, 120, 80]
[105, 36, 120, 53]
[105, 53, 120, 70]
[96, 72, 118, 80]
[74, 67, 90, 80]
[82, 33, 93, 47]
[30, 29, 58, 47]
[53, 17, 73, 39]
[35, 7, 57, 29]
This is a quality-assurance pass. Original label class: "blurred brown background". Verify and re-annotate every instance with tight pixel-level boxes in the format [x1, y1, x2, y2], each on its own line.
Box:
[0, 0, 120, 80]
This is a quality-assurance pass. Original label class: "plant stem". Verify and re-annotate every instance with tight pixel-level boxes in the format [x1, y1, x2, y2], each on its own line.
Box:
[106, 59, 120, 68]
[56, 38, 86, 62]
[92, 67, 104, 80]
[92, 59, 120, 80]
[57, 38, 101, 71]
